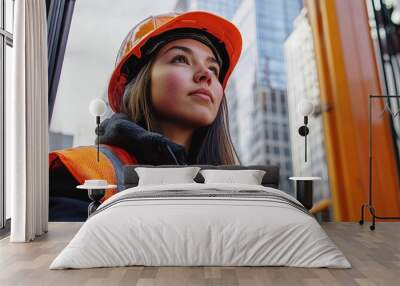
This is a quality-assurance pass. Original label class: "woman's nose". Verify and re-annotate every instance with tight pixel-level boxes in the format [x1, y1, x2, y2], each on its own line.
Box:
[193, 65, 212, 85]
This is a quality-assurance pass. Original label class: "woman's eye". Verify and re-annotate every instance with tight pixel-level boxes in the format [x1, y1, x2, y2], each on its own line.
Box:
[209, 66, 219, 76]
[172, 55, 188, 64]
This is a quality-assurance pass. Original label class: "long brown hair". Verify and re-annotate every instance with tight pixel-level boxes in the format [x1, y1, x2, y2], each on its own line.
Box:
[122, 56, 240, 165]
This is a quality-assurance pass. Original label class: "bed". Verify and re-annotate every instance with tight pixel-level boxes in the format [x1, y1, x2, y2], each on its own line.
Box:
[49, 165, 351, 269]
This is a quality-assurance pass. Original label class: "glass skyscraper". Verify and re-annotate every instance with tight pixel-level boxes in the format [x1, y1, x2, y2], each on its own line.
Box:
[254, 0, 302, 193]
[255, 0, 302, 89]
[175, 0, 241, 19]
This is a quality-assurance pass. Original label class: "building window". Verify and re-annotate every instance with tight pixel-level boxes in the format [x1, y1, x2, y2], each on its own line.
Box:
[270, 91, 277, 113]
[272, 123, 279, 140]
[283, 130, 289, 141]
[284, 147, 290, 156]
[261, 90, 268, 111]
[1, 0, 14, 230]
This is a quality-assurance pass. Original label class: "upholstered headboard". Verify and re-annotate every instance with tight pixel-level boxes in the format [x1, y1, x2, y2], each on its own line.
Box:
[123, 165, 280, 189]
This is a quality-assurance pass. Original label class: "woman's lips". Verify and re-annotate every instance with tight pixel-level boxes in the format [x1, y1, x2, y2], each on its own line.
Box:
[189, 88, 213, 103]
[191, 92, 212, 102]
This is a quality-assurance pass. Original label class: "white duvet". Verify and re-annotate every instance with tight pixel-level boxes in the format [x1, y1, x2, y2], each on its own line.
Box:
[50, 183, 351, 269]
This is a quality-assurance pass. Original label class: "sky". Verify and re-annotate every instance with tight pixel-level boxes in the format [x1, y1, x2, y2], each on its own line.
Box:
[50, 0, 178, 147]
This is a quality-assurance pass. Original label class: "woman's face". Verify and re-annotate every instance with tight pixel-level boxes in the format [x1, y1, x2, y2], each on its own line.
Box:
[150, 38, 224, 128]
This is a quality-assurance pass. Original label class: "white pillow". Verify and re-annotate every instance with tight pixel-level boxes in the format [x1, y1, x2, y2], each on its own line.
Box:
[200, 169, 266, 185]
[135, 167, 201, 186]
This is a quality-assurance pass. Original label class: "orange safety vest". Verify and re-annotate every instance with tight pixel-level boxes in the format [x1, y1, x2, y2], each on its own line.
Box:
[49, 144, 138, 202]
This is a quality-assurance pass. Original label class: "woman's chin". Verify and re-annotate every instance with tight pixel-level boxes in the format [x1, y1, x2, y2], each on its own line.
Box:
[181, 114, 215, 127]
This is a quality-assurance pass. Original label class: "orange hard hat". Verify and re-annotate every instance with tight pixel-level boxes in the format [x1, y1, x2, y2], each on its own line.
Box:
[108, 11, 242, 113]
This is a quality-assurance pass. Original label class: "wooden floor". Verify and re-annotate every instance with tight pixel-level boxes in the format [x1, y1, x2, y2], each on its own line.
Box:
[0, 222, 399, 286]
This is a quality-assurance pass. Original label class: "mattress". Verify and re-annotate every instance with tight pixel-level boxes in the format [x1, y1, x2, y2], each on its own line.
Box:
[50, 183, 351, 269]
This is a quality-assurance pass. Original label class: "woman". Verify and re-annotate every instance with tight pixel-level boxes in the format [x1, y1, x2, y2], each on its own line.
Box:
[49, 11, 243, 221]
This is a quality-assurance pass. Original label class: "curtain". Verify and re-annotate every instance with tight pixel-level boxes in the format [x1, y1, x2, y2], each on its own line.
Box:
[6, 0, 49, 242]
[47, 0, 76, 123]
